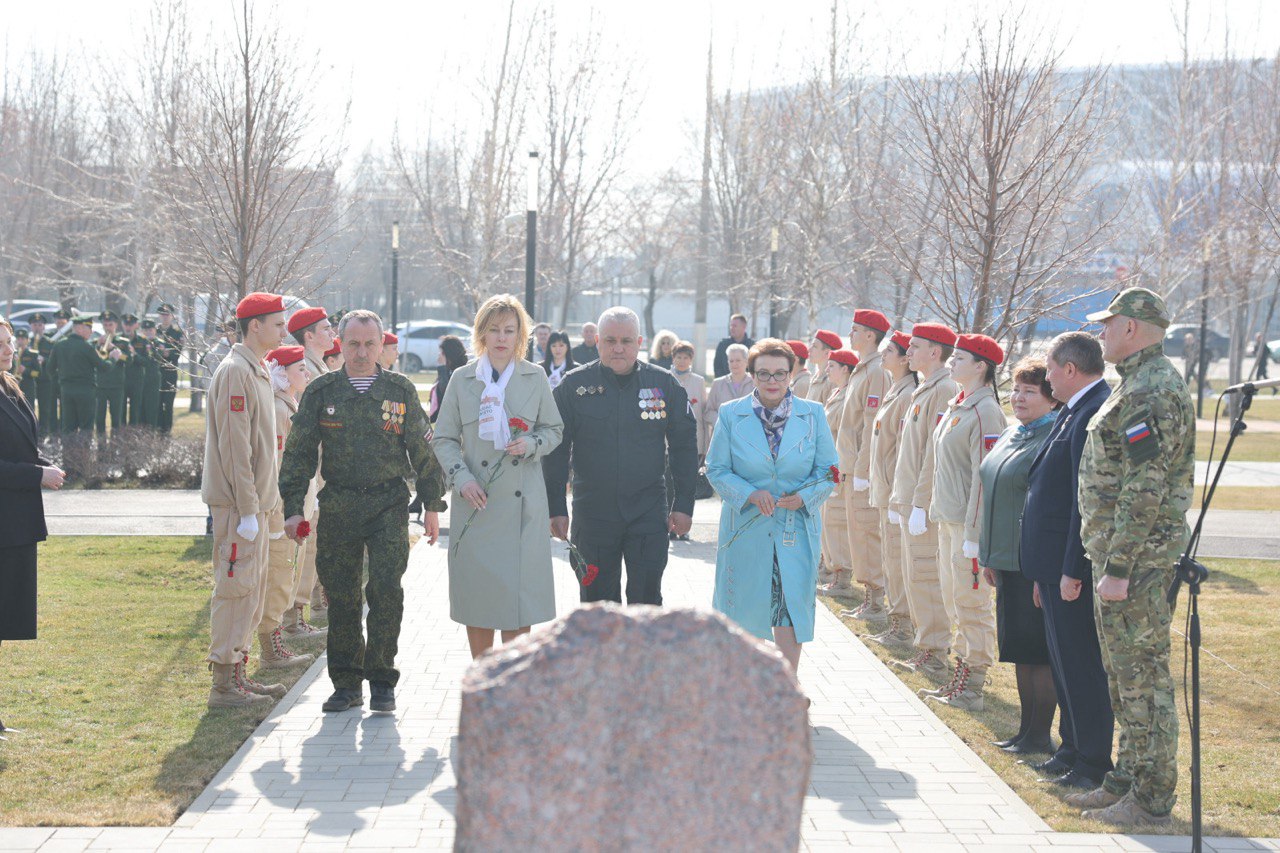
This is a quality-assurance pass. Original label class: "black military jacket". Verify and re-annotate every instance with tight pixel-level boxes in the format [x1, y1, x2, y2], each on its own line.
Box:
[544, 360, 698, 525]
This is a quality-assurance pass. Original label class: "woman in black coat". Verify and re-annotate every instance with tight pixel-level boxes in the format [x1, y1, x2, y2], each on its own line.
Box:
[0, 316, 65, 735]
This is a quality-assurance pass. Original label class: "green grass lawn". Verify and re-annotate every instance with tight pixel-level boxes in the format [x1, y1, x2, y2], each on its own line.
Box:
[1197, 430, 1280, 463]
[823, 556, 1280, 837]
[0, 537, 325, 826]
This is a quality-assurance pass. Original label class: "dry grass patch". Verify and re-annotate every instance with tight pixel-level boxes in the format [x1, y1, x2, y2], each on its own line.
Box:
[821, 556, 1280, 837]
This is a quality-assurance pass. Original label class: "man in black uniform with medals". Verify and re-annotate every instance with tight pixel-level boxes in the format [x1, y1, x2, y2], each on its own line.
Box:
[155, 302, 184, 432]
[545, 306, 699, 605]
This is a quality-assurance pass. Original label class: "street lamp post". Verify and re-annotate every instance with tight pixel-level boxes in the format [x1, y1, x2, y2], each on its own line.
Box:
[769, 226, 779, 338]
[391, 220, 400, 334]
[526, 151, 539, 320]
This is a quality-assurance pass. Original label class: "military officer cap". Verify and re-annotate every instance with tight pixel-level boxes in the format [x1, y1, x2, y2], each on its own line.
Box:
[140, 319, 157, 330]
[15, 327, 29, 339]
[72, 313, 95, 326]
[100, 310, 119, 323]
[121, 313, 139, 324]
[157, 302, 176, 314]
[29, 312, 48, 325]
[1086, 286, 1171, 329]
[53, 308, 71, 320]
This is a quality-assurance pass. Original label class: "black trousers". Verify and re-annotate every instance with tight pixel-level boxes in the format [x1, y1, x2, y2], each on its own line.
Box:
[571, 512, 669, 606]
[1039, 578, 1115, 781]
[0, 544, 38, 640]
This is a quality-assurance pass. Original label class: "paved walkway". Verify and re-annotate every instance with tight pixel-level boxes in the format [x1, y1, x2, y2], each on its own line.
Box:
[5, 521, 1278, 851]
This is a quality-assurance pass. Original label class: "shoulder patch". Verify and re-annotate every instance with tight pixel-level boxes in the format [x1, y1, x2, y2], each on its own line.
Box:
[983, 434, 1000, 451]
[230, 395, 245, 412]
[867, 395, 880, 408]
[1123, 413, 1160, 463]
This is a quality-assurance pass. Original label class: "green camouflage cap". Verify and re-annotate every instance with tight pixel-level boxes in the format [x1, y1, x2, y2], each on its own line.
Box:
[1086, 287, 1171, 329]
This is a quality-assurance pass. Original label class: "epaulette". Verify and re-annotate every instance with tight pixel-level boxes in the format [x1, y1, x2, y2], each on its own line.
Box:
[308, 370, 345, 391]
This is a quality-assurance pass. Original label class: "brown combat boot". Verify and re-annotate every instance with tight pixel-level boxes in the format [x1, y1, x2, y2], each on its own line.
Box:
[1081, 790, 1172, 827]
[282, 605, 327, 638]
[929, 664, 987, 712]
[891, 648, 951, 680]
[920, 657, 967, 698]
[855, 585, 887, 621]
[865, 615, 914, 646]
[259, 628, 316, 669]
[310, 585, 328, 619]
[235, 654, 286, 698]
[1065, 786, 1124, 809]
[822, 569, 854, 596]
[208, 662, 271, 709]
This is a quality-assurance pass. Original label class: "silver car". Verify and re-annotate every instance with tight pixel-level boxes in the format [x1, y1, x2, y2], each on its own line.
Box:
[394, 320, 473, 373]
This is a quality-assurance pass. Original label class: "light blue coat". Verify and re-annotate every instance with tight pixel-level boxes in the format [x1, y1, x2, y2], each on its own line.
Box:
[705, 394, 838, 643]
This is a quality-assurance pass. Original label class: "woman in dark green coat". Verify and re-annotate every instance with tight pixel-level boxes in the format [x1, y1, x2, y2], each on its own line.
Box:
[976, 358, 1059, 755]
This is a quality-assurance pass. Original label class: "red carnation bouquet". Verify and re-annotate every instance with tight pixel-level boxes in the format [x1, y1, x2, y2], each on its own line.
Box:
[565, 541, 599, 587]
[296, 520, 312, 539]
[451, 418, 529, 554]
[718, 465, 841, 551]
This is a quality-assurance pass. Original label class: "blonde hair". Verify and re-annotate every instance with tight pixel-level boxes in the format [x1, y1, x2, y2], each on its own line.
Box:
[473, 294, 532, 359]
[649, 329, 678, 360]
[0, 316, 22, 400]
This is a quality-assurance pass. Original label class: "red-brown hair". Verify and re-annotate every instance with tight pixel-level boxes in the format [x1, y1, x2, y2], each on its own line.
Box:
[747, 337, 797, 373]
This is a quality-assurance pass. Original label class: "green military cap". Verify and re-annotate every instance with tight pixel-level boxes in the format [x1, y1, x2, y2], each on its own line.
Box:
[157, 302, 176, 314]
[100, 310, 119, 323]
[53, 308, 71, 320]
[28, 312, 47, 324]
[140, 319, 157, 330]
[1086, 286, 1171, 329]
[15, 327, 29, 339]
[121, 313, 139, 324]
[72, 313, 95, 325]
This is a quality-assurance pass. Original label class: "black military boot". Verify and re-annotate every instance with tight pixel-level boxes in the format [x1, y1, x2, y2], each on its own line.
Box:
[370, 682, 396, 713]
[322, 687, 364, 712]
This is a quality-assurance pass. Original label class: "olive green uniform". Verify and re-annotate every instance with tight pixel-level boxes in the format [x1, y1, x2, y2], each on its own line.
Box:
[141, 335, 163, 426]
[95, 336, 130, 435]
[156, 324, 184, 432]
[1079, 342, 1194, 817]
[31, 334, 58, 434]
[18, 345, 41, 406]
[125, 333, 148, 425]
[279, 367, 447, 690]
[48, 334, 102, 435]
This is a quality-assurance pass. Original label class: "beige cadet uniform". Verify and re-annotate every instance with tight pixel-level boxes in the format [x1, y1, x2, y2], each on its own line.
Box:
[840, 351, 890, 600]
[806, 370, 833, 406]
[295, 351, 328, 611]
[890, 366, 958, 654]
[258, 390, 302, 636]
[201, 343, 279, 665]
[790, 369, 811, 401]
[869, 372, 918, 626]
[673, 369, 709, 455]
[923, 385, 1005, 669]
[820, 381, 852, 586]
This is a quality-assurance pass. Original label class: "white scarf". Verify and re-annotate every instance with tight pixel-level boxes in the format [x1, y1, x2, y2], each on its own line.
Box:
[476, 353, 516, 451]
[548, 361, 567, 389]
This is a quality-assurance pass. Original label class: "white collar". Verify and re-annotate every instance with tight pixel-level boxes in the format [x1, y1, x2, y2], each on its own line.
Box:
[1068, 377, 1106, 410]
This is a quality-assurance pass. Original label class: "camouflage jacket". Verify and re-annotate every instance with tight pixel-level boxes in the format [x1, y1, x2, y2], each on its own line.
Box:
[1079, 343, 1194, 580]
[279, 366, 447, 519]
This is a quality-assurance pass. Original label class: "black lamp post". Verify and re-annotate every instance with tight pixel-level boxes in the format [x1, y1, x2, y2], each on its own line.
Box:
[526, 151, 538, 319]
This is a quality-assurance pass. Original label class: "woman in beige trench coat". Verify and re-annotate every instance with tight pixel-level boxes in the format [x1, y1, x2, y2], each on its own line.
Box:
[432, 295, 564, 658]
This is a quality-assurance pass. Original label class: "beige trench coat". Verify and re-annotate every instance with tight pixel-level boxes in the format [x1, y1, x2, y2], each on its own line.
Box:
[431, 359, 564, 630]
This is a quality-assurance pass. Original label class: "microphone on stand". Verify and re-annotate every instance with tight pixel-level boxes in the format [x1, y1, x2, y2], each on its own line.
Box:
[1220, 377, 1280, 394]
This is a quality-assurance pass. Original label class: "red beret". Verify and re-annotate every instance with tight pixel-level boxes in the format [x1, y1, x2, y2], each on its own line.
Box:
[785, 339, 809, 360]
[287, 306, 328, 334]
[236, 292, 285, 320]
[910, 322, 957, 348]
[324, 339, 341, 357]
[852, 309, 891, 334]
[813, 330, 843, 351]
[383, 332, 399, 345]
[890, 330, 913, 351]
[956, 333, 1005, 366]
[266, 345, 305, 367]
[828, 349, 859, 368]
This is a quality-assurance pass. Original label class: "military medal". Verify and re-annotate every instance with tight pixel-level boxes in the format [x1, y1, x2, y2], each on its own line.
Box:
[577, 386, 587, 396]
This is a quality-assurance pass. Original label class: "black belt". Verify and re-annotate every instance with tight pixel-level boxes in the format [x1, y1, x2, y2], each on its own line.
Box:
[325, 478, 403, 494]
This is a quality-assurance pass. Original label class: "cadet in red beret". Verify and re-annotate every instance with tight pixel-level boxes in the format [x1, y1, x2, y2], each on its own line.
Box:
[828, 348, 859, 368]
[202, 290, 289, 707]
[819, 348, 859, 595]
[786, 340, 811, 398]
[806, 330, 844, 405]
[379, 331, 400, 371]
[923, 330, 1007, 712]
[839, 309, 894, 614]
[887, 320, 961, 682]
[288, 307, 334, 379]
[322, 338, 342, 371]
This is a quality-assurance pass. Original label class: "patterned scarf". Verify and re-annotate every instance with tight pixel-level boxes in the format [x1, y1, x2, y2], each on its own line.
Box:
[752, 390, 793, 458]
[1017, 410, 1058, 436]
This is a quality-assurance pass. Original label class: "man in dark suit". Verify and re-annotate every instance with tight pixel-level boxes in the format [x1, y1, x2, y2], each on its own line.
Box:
[1021, 331, 1114, 794]
[713, 313, 755, 378]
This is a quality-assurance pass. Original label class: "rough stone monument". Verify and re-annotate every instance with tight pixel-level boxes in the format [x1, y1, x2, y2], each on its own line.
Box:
[454, 604, 812, 851]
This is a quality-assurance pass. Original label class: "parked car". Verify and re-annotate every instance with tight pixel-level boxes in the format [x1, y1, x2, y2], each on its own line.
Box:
[6, 304, 65, 332]
[1163, 324, 1230, 362]
[395, 320, 473, 373]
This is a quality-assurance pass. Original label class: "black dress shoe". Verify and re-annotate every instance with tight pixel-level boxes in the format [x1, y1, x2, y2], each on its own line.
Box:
[370, 682, 396, 713]
[1021, 756, 1072, 776]
[992, 732, 1025, 748]
[1003, 737, 1055, 756]
[322, 687, 363, 712]
[1040, 769, 1100, 791]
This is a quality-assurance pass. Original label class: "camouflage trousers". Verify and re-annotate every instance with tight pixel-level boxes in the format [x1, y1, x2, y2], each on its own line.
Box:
[1094, 568, 1178, 816]
[315, 484, 411, 689]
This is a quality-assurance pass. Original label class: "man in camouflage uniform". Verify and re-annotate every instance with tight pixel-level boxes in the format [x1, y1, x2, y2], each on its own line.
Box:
[1073, 287, 1194, 827]
[280, 309, 447, 715]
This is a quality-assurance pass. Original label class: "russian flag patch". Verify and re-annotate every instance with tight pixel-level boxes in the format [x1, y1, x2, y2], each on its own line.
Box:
[1126, 422, 1151, 444]
[867, 395, 880, 408]
[983, 434, 1000, 451]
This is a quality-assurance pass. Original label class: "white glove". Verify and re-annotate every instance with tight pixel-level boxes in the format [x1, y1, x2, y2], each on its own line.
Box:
[852, 477, 871, 492]
[236, 514, 259, 540]
[908, 507, 928, 537]
[963, 540, 980, 559]
[887, 509, 902, 525]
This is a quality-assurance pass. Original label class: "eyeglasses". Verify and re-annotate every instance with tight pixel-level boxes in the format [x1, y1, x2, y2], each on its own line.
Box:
[753, 369, 790, 383]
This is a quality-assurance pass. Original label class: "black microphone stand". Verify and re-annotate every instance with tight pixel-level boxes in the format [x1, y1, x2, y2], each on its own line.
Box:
[1168, 382, 1257, 853]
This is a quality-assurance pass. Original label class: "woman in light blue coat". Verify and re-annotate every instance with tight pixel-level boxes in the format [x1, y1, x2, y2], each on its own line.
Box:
[706, 338, 838, 672]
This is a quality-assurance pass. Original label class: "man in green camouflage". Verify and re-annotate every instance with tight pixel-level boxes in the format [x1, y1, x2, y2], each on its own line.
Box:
[1072, 287, 1194, 827]
[280, 309, 446, 715]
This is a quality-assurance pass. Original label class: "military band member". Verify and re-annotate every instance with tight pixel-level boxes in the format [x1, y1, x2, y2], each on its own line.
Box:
[140, 320, 163, 426]
[839, 310, 892, 621]
[27, 314, 57, 433]
[16, 328, 38, 402]
[201, 292, 287, 708]
[819, 349, 857, 592]
[545, 307, 699, 606]
[919, 334, 1006, 712]
[48, 315, 103, 478]
[94, 312, 129, 438]
[121, 314, 146, 425]
[1075, 288, 1193, 827]
[805, 330, 843, 405]
[890, 322, 960, 681]
[156, 303, 184, 432]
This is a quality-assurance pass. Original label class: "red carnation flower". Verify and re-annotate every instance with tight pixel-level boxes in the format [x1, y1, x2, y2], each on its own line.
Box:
[829, 465, 841, 484]
[509, 417, 530, 435]
[296, 520, 312, 539]
[583, 564, 599, 587]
